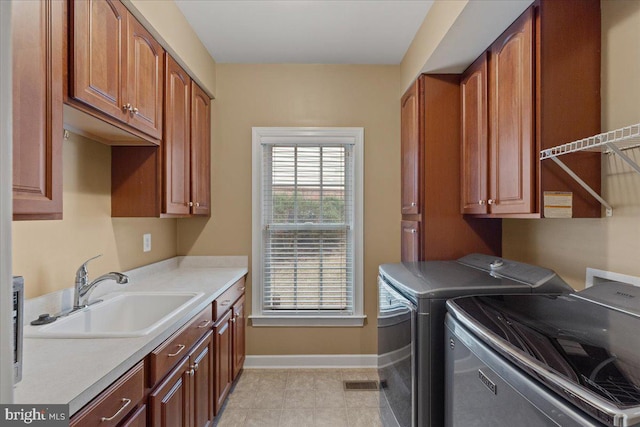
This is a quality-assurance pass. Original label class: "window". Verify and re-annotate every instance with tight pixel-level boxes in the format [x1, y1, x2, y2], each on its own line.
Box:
[251, 127, 364, 326]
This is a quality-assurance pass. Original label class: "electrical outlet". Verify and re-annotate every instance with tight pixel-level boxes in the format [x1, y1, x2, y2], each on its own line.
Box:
[143, 233, 151, 252]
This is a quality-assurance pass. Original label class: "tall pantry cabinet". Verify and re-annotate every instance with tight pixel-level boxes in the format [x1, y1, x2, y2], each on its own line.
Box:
[400, 75, 501, 262]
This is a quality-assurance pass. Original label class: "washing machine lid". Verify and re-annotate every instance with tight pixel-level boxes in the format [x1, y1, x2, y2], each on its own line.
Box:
[447, 291, 640, 427]
[378, 254, 572, 300]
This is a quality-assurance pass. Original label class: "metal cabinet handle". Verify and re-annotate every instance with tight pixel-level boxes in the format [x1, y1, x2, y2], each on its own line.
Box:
[487, 199, 495, 205]
[187, 368, 195, 377]
[189, 201, 194, 207]
[195, 202, 200, 207]
[100, 398, 131, 422]
[132, 107, 139, 115]
[478, 200, 486, 205]
[122, 103, 131, 113]
[410, 202, 417, 207]
[239, 287, 246, 292]
[167, 344, 185, 357]
[191, 362, 199, 372]
[197, 320, 211, 329]
[231, 317, 236, 323]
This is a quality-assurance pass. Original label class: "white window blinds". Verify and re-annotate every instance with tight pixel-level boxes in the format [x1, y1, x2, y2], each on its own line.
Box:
[261, 143, 354, 314]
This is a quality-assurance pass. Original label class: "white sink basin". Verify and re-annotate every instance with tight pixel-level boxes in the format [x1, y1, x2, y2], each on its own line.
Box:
[25, 292, 204, 338]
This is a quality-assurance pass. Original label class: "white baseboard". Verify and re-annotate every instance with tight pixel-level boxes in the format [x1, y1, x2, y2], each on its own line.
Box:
[244, 354, 377, 369]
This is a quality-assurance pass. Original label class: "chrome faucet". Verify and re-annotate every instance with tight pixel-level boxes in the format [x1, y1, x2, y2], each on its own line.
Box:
[73, 255, 129, 309]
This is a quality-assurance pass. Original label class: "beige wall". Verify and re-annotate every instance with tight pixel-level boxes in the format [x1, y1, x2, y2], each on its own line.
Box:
[12, 133, 177, 299]
[503, 0, 640, 289]
[177, 64, 401, 355]
[400, 0, 467, 94]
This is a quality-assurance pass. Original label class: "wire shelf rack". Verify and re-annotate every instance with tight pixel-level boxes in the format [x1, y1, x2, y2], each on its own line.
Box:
[540, 123, 640, 160]
[539, 122, 640, 217]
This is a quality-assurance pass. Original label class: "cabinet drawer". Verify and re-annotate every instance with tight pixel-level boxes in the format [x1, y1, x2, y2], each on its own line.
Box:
[149, 306, 213, 386]
[214, 278, 246, 321]
[70, 361, 144, 427]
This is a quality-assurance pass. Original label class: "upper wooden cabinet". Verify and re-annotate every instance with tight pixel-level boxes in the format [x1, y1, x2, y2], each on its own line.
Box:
[125, 13, 164, 139]
[489, 8, 534, 215]
[164, 55, 192, 216]
[12, 0, 64, 220]
[460, 53, 489, 215]
[190, 83, 211, 216]
[400, 75, 501, 262]
[70, 0, 164, 142]
[113, 56, 211, 218]
[401, 80, 420, 215]
[461, 0, 601, 218]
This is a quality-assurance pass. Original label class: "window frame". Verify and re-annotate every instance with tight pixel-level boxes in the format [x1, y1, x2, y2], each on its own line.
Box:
[251, 127, 365, 327]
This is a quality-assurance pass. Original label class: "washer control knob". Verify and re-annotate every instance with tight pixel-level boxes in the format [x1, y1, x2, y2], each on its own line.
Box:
[490, 259, 504, 269]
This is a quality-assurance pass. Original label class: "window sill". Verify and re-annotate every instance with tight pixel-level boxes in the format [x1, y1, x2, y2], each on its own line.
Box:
[249, 315, 366, 327]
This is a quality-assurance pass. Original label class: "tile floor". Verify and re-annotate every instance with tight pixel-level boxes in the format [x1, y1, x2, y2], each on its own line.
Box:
[213, 368, 395, 427]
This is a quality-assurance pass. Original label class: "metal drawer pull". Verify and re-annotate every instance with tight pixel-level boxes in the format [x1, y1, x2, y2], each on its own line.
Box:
[100, 398, 131, 422]
[478, 200, 486, 205]
[187, 368, 195, 377]
[197, 320, 211, 329]
[488, 199, 495, 205]
[239, 287, 246, 292]
[191, 362, 199, 372]
[231, 317, 236, 323]
[167, 344, 185, 357]
[220, 299, 231, 307]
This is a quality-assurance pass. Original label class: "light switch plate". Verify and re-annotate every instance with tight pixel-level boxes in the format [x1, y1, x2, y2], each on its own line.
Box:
[143, 233, 151, 252]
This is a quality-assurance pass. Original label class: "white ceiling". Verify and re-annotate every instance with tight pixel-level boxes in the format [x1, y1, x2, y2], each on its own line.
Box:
[174, 0, 434, 64]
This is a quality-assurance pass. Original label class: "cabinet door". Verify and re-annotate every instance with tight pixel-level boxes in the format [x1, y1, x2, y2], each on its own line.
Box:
[126, 12, 164, 139]
[401, 80, 420, 215]
[163, 55, 191, 215]
[120, 405, 146, 427]
[401, 220, 420, 263]
[150, 358, 191, 427]
[489, 8, 534, 214]
[213, 310, 233, 415]
[190, 83, 211, 216]
[12, 0, 63, 219]
[191, 332, 214, 427]
[232, 295, 246, 380]
[461, 53, 489, 215]
[71, 0, 128, 121]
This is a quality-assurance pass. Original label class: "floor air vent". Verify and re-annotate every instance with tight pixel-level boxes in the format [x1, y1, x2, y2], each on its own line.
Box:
[343, 380, 379, 391]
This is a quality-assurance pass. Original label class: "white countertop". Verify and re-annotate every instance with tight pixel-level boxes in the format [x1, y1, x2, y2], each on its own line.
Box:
[13, 256, 248, 415]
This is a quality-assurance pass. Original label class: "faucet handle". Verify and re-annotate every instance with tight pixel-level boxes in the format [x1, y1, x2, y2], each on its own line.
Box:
[76, 254, 102, 279]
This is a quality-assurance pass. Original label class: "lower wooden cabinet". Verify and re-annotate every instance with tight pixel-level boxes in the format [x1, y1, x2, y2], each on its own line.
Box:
[232, 295, 246, 380]
[149, 358, 190, 427]
[69, 277, 247, 426]
[149, 331, 214, 427]
[121, 405, 147, 427]
[401, 220, 420, 263]
[213, 310, 233, 415]
[192, 334, 214, 427]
